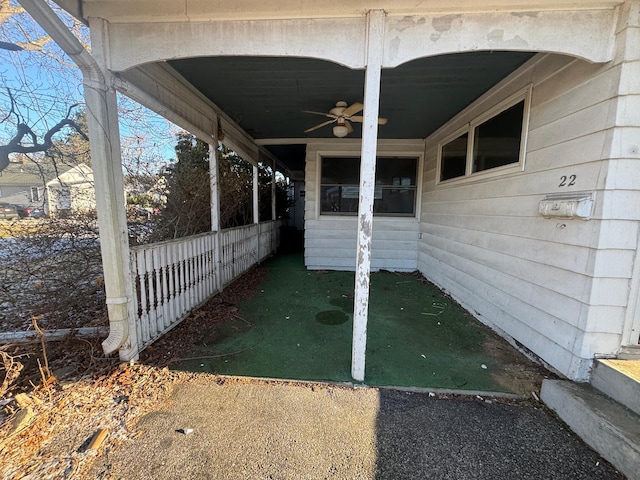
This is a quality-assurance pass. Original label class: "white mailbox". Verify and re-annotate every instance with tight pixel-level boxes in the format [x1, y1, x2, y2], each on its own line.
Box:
[538, 192, 594, 220]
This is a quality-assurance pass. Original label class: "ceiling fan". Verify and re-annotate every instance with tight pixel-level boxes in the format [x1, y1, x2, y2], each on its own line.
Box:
[303, 101, 387, 138]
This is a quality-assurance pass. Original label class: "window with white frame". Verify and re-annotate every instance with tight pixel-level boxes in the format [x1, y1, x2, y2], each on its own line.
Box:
[438, 87, 530, 183]
[320, 156, 418, 216]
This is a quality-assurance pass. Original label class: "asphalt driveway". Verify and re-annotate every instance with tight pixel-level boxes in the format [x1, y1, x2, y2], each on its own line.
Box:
[90, 378, 624, 479]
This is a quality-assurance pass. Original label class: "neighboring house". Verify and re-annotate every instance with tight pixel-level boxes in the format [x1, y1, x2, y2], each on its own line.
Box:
[45, 163, 96, 215]
[0, 159, 53, 210]
[28, 0, 640, 386]
[0, 159, 95, 216]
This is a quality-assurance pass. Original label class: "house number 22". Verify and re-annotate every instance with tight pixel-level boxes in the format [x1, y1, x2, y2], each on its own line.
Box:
[559, 175, 576, 187]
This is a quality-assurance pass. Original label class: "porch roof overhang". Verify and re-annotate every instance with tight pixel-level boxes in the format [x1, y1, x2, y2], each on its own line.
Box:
[54, 0, 622, 173]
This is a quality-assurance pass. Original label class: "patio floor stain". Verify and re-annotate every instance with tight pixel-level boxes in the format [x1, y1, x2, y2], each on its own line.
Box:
[176, 253, 540, 394]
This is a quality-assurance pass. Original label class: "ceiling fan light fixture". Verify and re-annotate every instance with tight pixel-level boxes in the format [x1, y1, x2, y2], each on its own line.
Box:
[333, 124, 349, 138]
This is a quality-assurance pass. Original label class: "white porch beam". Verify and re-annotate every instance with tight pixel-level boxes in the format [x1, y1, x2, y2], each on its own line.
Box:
[383, 9, 617, 66]
[19, 0, 137, 359]
[117, 63, 261, 167]
[97, 8, 615, 73]
[351, 10, 385, 383]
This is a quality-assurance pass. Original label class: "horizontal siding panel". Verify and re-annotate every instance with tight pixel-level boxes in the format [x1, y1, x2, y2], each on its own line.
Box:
[305, 256, 355, 270]
[419, 254, 588, 379]
[524, 131, 608, 172]
[590, 277, 631, 306]
[421, 212, 600, 248]
[371, 259, 417, 271]
[306, 247, 417, 261]
[422, 161, 606, 202]
[527, 99, 614, 152]
[597, 220, 638, 249]
[583, 305, 626, 334]
[592, 249, 635, 277]
[418, 241, 586, 328]
[422, 195, 542, 217]
[423, 232, 590, 303]
[601, 190, 640, 219]
[422, 224, 595, 276]
[530, 63, 617, 128]
[606, 159, 640, 189]
[306, 238, 417, 251]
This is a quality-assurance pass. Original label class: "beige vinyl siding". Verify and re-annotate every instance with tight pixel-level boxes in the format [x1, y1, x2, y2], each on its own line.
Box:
[304, 140, 423, 272]
[418, 53, 634, 380]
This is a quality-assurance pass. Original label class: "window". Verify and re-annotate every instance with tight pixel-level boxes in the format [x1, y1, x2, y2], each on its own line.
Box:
[472, 101, 524, 173]
[438, 87, 530, 184]
[30, 186, 40, 202]
[320, 156, 418, 216]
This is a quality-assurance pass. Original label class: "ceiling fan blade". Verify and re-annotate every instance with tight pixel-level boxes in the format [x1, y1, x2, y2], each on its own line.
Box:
[342, 102, 363, 117]
[349, 115, 387, 125]
[304, 119, 335, 133]
[303, 110, 336, 118]
[345, 120, 354, 134]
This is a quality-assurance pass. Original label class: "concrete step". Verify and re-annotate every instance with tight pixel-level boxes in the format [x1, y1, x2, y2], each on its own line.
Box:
[541, 379, 640, 480]
[591, 359, 640, 417]
[618, 345, 640, 360]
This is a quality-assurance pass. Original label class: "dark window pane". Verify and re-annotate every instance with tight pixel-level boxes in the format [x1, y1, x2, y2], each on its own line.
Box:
[374, 188, 416, 215]
[375, 157, 417, 185]
[320, 156, 417, 215]
[440, 132, 468, 181]
[321, 157, 360, 184]
[473, 101, 524, 173]
[320, 186, 359, 213]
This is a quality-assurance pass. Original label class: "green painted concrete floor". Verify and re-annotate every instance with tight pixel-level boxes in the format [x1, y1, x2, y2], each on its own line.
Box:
[176, 253, 543, 394]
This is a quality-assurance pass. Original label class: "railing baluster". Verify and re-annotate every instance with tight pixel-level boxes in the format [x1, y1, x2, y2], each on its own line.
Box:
[136, 250, 150, 344]
[127, 224, 280, 355]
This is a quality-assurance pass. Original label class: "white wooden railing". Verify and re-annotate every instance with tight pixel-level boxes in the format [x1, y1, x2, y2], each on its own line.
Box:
[128, 220, 280, 352]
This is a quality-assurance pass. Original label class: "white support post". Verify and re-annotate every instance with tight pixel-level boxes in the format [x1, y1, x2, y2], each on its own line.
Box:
[209, 127, 222, 292]
[209, 141, 221, 232]
[85, 77, 138, 360]
[271, 159, 277, 222]
[18, 0, 138, 360]
[351, 10, 385, 382]
[253, 163, 260, 225]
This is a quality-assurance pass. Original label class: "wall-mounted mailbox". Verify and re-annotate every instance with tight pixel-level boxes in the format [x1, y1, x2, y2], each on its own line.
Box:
[538, 192, 594, 220]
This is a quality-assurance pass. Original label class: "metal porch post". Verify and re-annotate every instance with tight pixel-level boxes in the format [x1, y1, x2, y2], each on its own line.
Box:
[351, 10, 385, 382]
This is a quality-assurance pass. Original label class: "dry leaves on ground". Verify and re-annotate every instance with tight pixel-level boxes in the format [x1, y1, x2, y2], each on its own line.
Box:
[0, 363, 192, 480]
[0, 263, 270, 480]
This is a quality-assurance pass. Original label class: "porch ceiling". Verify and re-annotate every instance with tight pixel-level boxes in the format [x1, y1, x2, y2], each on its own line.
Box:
[167, 52, 534, 169]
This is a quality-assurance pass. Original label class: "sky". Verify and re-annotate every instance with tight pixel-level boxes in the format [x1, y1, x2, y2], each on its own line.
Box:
[0, 1, 179, 173]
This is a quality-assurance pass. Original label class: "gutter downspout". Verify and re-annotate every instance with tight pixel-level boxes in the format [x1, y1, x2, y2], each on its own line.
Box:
[19, 0, 133, 357]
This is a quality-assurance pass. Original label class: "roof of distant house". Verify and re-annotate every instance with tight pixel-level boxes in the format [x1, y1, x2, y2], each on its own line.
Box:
[0, 160, 77, 186]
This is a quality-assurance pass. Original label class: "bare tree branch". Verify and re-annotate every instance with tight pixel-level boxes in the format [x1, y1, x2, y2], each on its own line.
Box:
[0, 98, 87, 171]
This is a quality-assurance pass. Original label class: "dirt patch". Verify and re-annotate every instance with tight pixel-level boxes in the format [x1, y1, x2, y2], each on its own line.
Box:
[483, 334, 552, 397]
[139, 263, 268, 367]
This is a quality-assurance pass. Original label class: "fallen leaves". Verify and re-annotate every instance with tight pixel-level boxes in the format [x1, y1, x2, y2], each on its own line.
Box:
[0, 363, 189, 480]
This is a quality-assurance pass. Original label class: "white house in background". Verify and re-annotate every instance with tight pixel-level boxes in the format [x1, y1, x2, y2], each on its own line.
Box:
[0, 160, 95, 215]
[45, 163, 95, 215]
[21, 0, 640, 385]
[0, 159, 53, 210]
